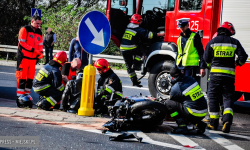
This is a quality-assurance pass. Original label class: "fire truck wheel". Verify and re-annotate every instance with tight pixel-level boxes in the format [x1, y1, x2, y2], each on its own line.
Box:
[148, 60, 174, 98]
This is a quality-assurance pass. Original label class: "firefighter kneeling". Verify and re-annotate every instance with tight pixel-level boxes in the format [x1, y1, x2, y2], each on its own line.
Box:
[33, 51, 67, 111]
[165, 68, 207, 134]
[93, 59, 123, 114]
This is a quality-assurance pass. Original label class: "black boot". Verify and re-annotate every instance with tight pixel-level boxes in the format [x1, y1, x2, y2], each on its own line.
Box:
[172, 118, 189, 134]
[222, 122, 231, 133]
[131, 76, 143, 87]
[16, 96, 22, 108]
[36, 97, 53, 111]
[207, 118, 219, 130]
[203, 115, 210, 123]
[196, 121, 207, 134]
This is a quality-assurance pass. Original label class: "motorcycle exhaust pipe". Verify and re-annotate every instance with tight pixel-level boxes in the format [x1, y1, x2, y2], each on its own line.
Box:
[142, 115, 151, 119]
[114, 118, 133, 121]
[114, 115, 151, 122]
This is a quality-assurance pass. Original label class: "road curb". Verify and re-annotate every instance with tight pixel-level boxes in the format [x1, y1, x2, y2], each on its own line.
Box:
[0, 98, 110, 124]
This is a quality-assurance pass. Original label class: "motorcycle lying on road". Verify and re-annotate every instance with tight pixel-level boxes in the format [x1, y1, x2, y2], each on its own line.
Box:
[102, 94, 168, 132]
[102, 93, 207, 135]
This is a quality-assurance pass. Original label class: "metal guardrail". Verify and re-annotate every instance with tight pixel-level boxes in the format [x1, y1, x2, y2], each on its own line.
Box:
[0, 44, 124, 63]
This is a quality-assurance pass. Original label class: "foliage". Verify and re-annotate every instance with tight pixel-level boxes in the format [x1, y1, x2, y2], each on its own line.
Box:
[109, 63, 127, 70]
[24, 3, 120, 56]
[0, 0, 121, 62]
[0, 0, 35, 45]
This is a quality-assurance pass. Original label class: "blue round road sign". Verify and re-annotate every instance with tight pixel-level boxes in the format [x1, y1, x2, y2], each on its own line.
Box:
[78, 11, 111, 55]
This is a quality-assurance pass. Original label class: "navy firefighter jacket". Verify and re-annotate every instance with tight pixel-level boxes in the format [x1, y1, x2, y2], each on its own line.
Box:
[170, 75, 207, 117]
[203, 34, 248, 78]
[120, 23, 157, 51]
[97, 69, 123, 99]
[33, 60, 65, 93]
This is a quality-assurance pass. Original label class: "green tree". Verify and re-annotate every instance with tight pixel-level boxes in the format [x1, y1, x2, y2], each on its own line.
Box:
[28, 3, 120, 55]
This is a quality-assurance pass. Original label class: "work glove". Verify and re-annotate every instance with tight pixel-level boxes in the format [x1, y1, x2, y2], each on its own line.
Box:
[38, 53, 44, 59]
[34, 49, 43, 55]
[235, 59, 244, 66]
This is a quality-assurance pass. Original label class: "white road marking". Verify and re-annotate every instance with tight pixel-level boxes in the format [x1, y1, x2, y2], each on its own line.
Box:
[64, 128, 201, 150]
[207, 129, 250, 140]
[0, 72, 15, 75]
[168, 133, 204, 149]
[122, 85, 149, 90]
[135, 131, 203, 150]
[204, 130, 244, 150]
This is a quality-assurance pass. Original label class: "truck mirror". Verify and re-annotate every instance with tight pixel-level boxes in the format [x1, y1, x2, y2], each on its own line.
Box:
[119, 0, 127, 6]
[120, 7, 128, 14]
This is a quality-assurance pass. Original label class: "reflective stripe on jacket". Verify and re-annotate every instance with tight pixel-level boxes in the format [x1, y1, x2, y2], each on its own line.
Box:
[170, 76, 207, 117]
[176, 32, 199, 66]
[97, 69, 123, 99]
[204, 34, 248, 77]
[120, 24, 157, 51]
[33, 62, 64, 92]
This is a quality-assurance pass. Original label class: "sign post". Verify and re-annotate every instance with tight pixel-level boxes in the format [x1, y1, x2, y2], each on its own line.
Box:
[78, 11, 111, 116]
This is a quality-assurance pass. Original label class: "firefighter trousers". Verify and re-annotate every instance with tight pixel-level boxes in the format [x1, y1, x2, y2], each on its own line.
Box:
[16, 58, 37, 96]
[35, 87, 63, 107]
[208, 75, 234, 126]
[120, 49, 142, 80]
[165, 100, 205, 125]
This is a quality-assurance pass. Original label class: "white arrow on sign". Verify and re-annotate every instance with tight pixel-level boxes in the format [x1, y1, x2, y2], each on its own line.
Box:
[85, 18, 104, 47]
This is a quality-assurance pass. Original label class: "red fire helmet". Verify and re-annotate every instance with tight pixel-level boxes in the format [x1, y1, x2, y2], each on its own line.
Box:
[94, 58, 110, 73]
[217, 21, 236, 36]
[53, 51, 67, 66]
[130, 14, 143, 24]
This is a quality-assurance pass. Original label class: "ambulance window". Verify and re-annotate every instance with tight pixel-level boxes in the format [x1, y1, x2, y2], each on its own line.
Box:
[179, 0, 203, 11]
[167, 0, 175, 11]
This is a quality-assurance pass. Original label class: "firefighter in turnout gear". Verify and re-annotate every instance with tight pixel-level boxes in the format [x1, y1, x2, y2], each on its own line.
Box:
[204, 22, 248, 133]
[94, 59, 123, 114]
[175, 18, 206, 82]
[16, 15, 44, 108]
[120, 14, 165, 87]
[165, 67, 207, 134]
[33, 51, 67, 111]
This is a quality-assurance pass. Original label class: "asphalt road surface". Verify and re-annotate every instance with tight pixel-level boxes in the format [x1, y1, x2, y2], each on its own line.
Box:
[0, 65, 250, 150]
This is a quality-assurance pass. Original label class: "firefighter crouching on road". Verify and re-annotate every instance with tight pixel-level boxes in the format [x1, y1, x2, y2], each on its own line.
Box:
[94, 59, 123, 114]
[175, 18, 206, 82]
[61, 58, 82, 85]
[33, 51, 67, 111]
[16, 15, 44, 108]
[204, 22, 248, 133]
[165, 67, 207, 134]
[120, 14, 165, 87]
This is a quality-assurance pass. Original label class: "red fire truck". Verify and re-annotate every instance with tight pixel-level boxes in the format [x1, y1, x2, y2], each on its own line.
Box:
[105, 0, 250, 100]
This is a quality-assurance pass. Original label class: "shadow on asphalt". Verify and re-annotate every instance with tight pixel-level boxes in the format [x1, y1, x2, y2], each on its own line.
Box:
[0, 86, 17, 100]
[234, 101, 250, 114]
